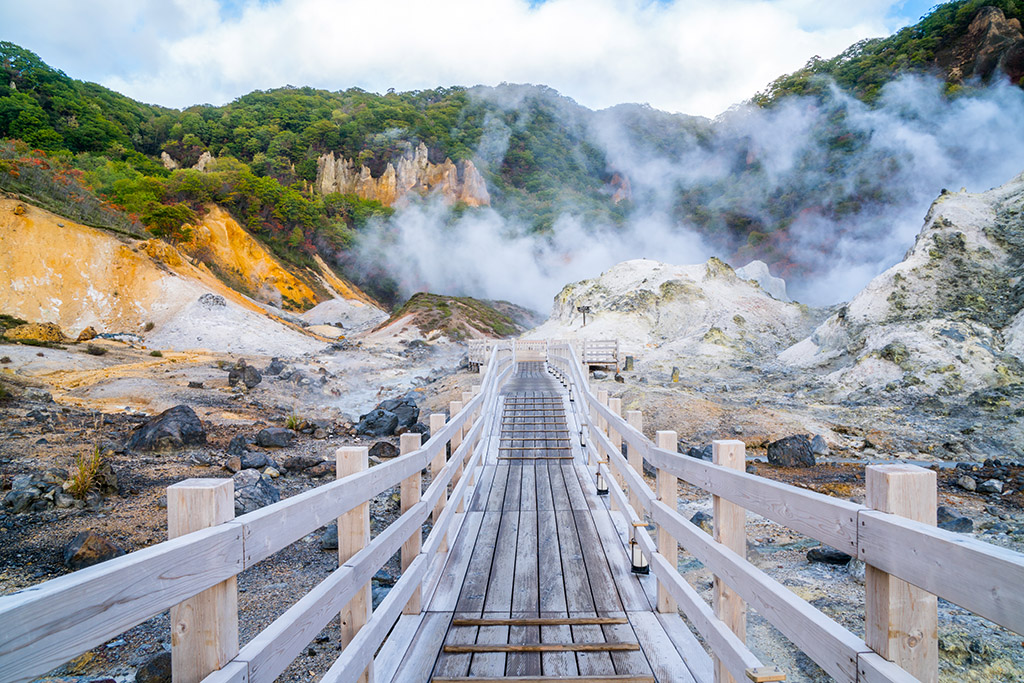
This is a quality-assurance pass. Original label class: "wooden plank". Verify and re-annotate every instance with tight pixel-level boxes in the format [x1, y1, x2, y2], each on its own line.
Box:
[508, 619, 542, 676]
[390, 611, 452, 683]
[469, 465, 497, 512]
[513, 511, 540, 614]
[541, 623, 578, 677]
[445, 643, 641, 653]
[858, 510, 1024, 636]
[521, 464, 538, 511]
[433, 623, 475, 679]
[470, 617, 509, 677]
[167, 479, 238, 683]
[572, 507, 624, 614]
[504, 463, 523, 511]
[603, 620, 650, 676]
[373, 613, 423, 683]
[537, 507, 568, 614]
[484, 511, 520, 613]
[563, 461, 590, 511]
[555, 508, 596, 613]
[590, 508, 651, 612]
[857, 651, 920, 683]
[713, 440, 747, 683]
[549, 460, 572, 511]
[650, 499, 861, 682]
[486, 465, 510, 513]
[573, 616, 616, 676]
[454, 617, 628, 626]
[457, 510, 502, 614]
[0, 523, 242, 683]
[864, 465, 938, 683]
[430, 512, 485, 612]
[628, 611, 699, 683]
[656, 613, 714, 683]
[535, 459, 555, 511]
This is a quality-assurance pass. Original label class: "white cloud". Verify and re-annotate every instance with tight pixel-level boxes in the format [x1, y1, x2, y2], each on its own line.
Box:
[2, 0, 905, 116]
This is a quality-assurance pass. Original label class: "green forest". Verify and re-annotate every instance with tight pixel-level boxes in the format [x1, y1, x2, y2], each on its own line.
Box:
[1, 0, 1021, 307]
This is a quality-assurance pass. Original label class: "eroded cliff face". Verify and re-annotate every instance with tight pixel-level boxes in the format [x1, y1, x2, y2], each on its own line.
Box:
[315, 142, 490, 207]
[940, 6, 1024, 84]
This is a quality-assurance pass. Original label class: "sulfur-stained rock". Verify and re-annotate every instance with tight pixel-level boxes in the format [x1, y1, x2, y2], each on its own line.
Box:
[3, 322, 69, 344]
[76, 326, 98, 342]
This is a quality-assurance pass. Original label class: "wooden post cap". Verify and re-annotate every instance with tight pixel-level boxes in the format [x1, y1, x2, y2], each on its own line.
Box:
[746, 666, 786, 682]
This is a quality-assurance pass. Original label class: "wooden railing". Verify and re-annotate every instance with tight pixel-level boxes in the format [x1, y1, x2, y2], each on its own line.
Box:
[0, 343, 516, 683]
[547, 341, 1024, 683]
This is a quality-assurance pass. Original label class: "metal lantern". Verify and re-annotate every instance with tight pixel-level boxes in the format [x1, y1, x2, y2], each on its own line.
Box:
[595, 461, 609, 495]
[630, 522, 650, 574]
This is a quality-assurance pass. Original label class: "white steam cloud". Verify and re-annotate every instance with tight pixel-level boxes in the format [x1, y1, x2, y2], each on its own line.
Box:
[359, 74, 1024, 312]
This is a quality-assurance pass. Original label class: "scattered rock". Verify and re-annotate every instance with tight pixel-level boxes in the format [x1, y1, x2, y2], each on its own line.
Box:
[810, 435, 829, 455]
[240, 451, 270, 469]
[377, 396, 420, 430]
[978, 479, 1004, 494]
[76, 326, 98, 342]
[135, 651, 172, 683]
[256, 427, 294, 448]
[957, 475, 978, 492]
[592, 370, 608, 380]
[355, 409, 399, 437]
[227, 434, 249, 457]
[228, 360, 262, 389]
[127, 405, 206, 452]
[306, 462, 334, 478]
[684, 444, 713, 461]
[766, 435, 816, 468]
[198, 293, 226, 308]
[321, 523, 338, 550]
[848, 559, 866, 585]
[689, 510, 713, 534]
[807, 545, 852, 565]
[233, 469, 281, 514]
[187, 381, 204, 389]
[369, 441, 399, 459]
[63, 531, 125, 570]
[224, 456, 243, 473]
[265, 357, 286, 375]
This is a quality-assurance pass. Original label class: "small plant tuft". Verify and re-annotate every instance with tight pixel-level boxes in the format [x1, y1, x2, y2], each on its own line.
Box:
[67, 446, 103, 500]
[285, 413, 303, 430]
[85, 343, 107, 356]
[149, 350, 163, 357]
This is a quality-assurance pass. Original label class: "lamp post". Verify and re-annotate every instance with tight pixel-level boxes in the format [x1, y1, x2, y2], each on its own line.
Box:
[576, 305, 592, 326]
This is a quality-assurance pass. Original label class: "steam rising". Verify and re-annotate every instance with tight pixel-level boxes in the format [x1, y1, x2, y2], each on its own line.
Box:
[358, 75, 1024, 311]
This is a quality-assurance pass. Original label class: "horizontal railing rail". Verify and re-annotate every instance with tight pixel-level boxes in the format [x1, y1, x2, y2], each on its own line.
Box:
[0, 343, 515, 683]
[547, 340, 1024, 683]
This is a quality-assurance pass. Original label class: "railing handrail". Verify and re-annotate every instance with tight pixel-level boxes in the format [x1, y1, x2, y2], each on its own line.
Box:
[547, 341, 1024, 683]
[0, 343, 515, 683]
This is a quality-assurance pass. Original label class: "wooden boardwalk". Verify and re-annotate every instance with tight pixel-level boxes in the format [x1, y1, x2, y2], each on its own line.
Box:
[386, 362, 711, 683]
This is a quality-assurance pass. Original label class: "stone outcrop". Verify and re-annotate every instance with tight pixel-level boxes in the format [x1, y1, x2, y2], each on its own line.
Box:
[940, 6, 1024, 84]
[316, 142, 490, 207]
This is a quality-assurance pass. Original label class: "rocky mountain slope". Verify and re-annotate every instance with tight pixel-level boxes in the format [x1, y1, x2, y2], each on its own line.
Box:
[529, 257, 823, 364]
[779, 171, 1024, 406]
[316, 142, 490, 207]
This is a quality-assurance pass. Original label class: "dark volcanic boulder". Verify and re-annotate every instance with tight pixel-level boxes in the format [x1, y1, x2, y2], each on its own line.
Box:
[233, 469, 280, 514]
[227, 434, 249, 457]
[807, 545, 852, 565]
[368, 441, 399, 459]
[63, 531, 125, 570]
[257, 427, 294, 448]
[355, 409, 399, 437]
[265, 357, 286, 375]
[127, 405, 206, 452]
[135, 652, 171, 683]
[228, 360, 262, 389]
[766, 435, 816, 467]
[378, 397, 419, 430]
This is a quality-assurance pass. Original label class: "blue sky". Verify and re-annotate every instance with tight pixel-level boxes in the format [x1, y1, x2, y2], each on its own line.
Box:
[0, 0, 948, 116]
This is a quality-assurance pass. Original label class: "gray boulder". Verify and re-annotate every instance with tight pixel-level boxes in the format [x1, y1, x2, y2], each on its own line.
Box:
[378, 397, 420, 430]
[127, 405, 206, 452]
[368, 441, 399, 459]
[767, 435, 816, 467]
[256, 427, 294, 448]
[937, 505, 974, 533]
[233, 469, 280, 514]
[228, 360, 262, 389]
[807, 545, 852, 565]
[320, 522, 338, 550]
[355, 409, 399, 437]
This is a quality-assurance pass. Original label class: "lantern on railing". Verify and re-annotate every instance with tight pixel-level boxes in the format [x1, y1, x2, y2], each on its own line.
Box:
[630, 522, 650, 574]
[595, 461, 608, 495]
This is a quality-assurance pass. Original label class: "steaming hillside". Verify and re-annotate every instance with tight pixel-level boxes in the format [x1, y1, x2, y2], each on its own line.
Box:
[3, 3, 1024, 310]
[780, 170, 1024, 403]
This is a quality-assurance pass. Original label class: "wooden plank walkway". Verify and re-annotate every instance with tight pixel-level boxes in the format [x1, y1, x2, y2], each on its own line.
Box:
[381, 362, 711, 683]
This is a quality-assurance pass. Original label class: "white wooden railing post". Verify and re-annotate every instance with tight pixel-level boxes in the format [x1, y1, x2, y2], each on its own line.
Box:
[607, 397, 623, 512]
[400, 433, 422, 614]
[625, 409, 643, 512]
[429, 413, 448, 554]
[655, 431, 679, 615]
[449, 400, 464, 512]
[337, 447, 372, 683]
[865, 464, 938, 683]
[167, 479, 238, 683]
[462, 390, 476, 489]
[712, 440, 747, 683]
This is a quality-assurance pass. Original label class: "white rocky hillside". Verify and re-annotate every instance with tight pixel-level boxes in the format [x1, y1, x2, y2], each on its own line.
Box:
[779, 170, 1024, 401]
[529, 257, 821, 365]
